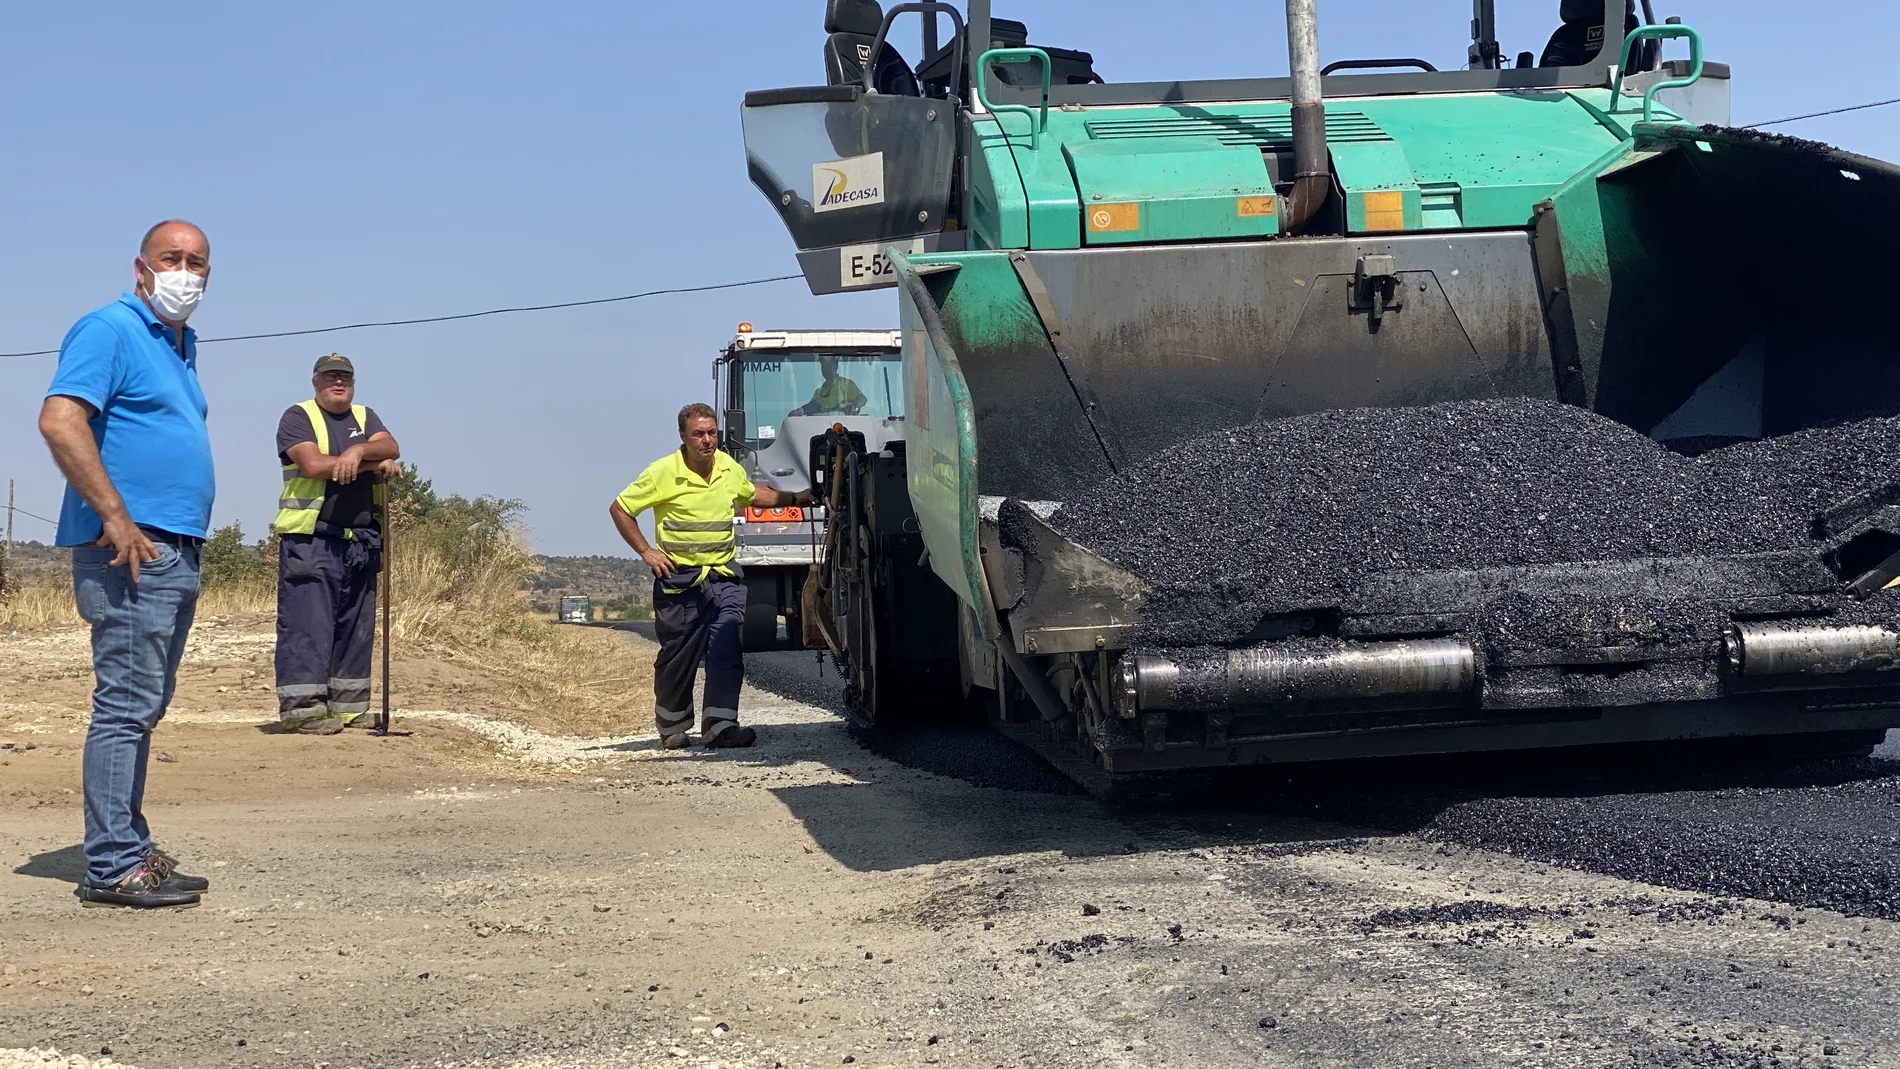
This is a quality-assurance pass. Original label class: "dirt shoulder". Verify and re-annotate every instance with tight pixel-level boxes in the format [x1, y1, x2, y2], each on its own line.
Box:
[3, 621, 1898, 1069]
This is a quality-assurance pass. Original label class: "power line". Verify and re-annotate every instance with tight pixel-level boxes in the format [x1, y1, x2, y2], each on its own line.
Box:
[0, 273, 805, 359]
[8, 505, 58, 527]
[1743, 95, 1900, 129]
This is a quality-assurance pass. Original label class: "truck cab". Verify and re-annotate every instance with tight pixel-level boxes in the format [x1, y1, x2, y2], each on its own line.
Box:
[715, 324, 906, 649]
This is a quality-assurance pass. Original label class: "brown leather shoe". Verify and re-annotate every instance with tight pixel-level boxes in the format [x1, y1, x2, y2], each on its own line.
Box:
[148, 848, 210, 893]
[76, 862, 201, 909]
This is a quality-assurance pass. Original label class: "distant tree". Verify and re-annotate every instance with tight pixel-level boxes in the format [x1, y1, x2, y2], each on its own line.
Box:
[201, 521, 273, 587]
[386, 461, 440, 519]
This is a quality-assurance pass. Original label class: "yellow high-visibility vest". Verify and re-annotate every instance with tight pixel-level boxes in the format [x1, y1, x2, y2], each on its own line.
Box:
[615, 449, 756, 585]
[272, 399, 384, 537]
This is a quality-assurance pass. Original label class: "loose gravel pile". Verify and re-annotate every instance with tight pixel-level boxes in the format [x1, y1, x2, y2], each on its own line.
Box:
[1053, 398, 1900, 646]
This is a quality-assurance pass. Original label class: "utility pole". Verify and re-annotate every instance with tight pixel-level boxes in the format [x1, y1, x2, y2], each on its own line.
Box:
[4, 479, 13, 593]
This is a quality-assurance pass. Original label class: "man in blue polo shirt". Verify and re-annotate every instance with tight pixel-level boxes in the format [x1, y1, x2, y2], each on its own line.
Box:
[37, 220, 218, 910]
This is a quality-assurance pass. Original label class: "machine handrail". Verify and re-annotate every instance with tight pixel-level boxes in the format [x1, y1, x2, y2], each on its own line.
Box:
[1611, 23, 1703, 125]
[1321, 57, 1438, 76]
[865, 3, 966, 101]
[976, 47, 1051, 149]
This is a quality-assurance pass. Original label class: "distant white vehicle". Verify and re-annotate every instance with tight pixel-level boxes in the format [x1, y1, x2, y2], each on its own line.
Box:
[557, 596, 594, 624]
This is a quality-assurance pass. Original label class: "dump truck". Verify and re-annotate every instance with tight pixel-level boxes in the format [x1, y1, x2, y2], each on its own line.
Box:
[739, 0, 1900, 782]
[715, 324, 906, 650]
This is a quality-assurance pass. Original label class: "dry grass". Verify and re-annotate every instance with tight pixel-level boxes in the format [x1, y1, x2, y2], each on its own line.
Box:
[0, 578, 79, 632]
[386, 524, 649, 734]
[0, 516, 649, 738]
[202, 581, 275, 616]
[1, 575, 273, 632]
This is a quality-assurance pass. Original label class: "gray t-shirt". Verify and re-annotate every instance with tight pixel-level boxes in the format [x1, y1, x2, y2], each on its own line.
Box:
[277, 404, 389, 536]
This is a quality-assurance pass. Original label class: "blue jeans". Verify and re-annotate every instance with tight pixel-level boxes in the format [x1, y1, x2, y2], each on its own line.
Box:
[72, 541, 201, 887]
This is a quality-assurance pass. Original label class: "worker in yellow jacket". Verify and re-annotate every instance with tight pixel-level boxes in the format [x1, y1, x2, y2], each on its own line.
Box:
[791, 354, 867, 417]
[609, 403, 810, 749]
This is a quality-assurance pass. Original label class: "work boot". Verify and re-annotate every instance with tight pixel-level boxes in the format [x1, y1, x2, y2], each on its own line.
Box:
[660, 732, 692, 751]
[292, 716, 345, 736]
[147, 848, 211, 893]
[345, 713, 383, 730]
[76, 862, 201, 909]
[703, 725, 757, 749]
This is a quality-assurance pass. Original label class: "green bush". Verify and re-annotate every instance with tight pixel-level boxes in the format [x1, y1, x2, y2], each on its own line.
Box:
[596, 594, 653, 621]
[201, 522, 273, 588]
[387, 462, 524, 578]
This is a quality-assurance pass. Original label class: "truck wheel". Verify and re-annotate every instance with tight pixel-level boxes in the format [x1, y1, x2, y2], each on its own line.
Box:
[854, 593, 902, 725]
[741, 600, 781, 651]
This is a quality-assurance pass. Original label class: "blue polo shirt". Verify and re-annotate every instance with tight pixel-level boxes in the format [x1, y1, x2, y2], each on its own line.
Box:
[45, 292, 215, 546]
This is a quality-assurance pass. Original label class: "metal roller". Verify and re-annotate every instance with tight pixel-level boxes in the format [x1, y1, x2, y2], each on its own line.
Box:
[1118, 638, 1476, 714]
[1727, 623, 1900, 677]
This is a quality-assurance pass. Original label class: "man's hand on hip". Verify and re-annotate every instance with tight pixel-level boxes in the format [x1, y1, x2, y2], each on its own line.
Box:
[641, 548, 678, 579]
[98, 515, 160, 583]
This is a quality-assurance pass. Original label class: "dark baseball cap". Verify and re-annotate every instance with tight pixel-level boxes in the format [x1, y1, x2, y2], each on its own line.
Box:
[313, 353, 355, 375]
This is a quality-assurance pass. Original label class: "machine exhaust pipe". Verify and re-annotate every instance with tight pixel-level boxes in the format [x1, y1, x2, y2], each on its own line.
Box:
[1117, 638, 1476, 714]
[1283, 0, 1332, 235]
[1726, 623, 1900, 677]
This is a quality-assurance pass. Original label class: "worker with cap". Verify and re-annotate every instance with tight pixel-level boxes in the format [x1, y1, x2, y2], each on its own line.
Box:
[609, 402, 811, 748]
[272, 354, 401, 734]
[790, 354, 868, 417]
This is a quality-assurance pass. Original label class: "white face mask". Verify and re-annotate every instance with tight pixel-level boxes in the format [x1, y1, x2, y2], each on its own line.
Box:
[143, 267, 205, 323]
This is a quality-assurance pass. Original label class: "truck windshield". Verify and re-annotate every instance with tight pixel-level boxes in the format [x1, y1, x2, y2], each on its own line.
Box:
[739, 351, 905, 448]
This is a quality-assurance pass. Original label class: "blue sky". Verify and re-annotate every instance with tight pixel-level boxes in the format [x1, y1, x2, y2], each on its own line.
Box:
[3, 1, 1897, 555]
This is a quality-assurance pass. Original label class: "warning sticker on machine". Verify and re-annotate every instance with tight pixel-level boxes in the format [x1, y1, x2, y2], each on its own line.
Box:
[813, 152, 886, 213]
[1086, 202, 1140, 233]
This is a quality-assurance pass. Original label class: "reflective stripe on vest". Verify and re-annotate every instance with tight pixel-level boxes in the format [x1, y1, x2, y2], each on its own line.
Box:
[272, 400, 382, 537]
[657, 518, 735, 564]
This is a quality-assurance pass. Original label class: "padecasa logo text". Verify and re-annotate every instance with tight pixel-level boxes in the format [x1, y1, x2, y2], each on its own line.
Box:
[812, 152, 886, 214]
[819, 172, 881, 207]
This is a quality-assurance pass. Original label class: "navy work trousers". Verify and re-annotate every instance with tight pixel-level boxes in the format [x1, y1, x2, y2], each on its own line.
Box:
[652, 573, 746, 742]
[275, 533, 379, 725]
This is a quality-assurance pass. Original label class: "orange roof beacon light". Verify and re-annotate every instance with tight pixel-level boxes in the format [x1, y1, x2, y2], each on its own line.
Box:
[737, 322, 753, 333]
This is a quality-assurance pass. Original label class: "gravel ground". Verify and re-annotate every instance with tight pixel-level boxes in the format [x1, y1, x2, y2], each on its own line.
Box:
[9, 627, 1900, 1068]
[0, 1051, 140, 1069]
[1053, 398, 1900, 646]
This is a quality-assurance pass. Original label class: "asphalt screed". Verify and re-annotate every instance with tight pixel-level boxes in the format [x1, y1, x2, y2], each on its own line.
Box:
[1053, 397, 1900, 918]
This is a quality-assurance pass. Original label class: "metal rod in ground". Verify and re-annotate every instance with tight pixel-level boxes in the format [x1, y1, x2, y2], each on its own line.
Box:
[378, 483, 393, 735]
